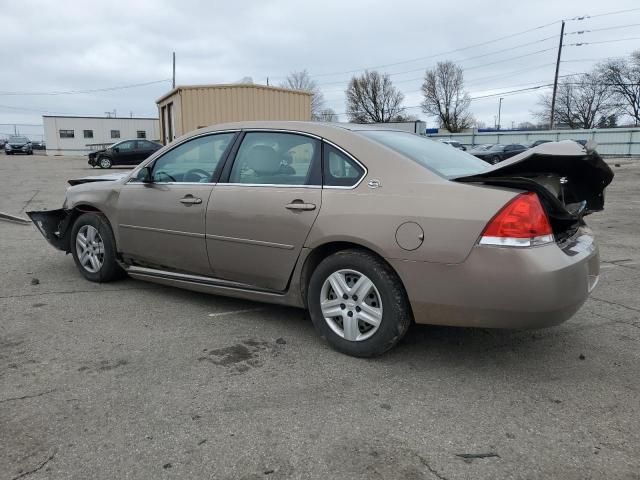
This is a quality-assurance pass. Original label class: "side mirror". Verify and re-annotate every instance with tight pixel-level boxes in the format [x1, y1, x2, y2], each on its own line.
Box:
[136, 166, 153, 183]
[113, 147, 120, 153]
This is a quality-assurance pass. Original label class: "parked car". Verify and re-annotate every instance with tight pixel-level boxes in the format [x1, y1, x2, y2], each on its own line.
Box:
[467, 144, 493, 154]
[31, 140, 46, 151]
[28, 123, 612, 357]
[4, 136, 33, 155]
[88, 139, 162, 168]
[525, 140, 552, 148]
[472, 143, 527, 164]
[439, 140, 467, 151]
[573, 139, 588, 147]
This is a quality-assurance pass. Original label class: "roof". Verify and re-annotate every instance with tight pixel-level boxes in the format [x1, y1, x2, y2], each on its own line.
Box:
[156, 83, 313, 104]
[42, 115, 158, 120]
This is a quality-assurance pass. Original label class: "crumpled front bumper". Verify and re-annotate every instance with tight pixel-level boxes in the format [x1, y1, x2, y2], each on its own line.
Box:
[26, 209, 73, 252]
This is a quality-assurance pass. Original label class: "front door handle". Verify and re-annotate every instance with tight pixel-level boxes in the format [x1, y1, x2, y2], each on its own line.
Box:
[180, 195, 202, 205]
[285, 201, 316, 211]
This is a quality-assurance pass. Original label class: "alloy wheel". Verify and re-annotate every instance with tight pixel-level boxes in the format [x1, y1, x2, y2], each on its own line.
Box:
[320, 269, 383, 342]
[75, 225, 105, 273]
[99, 157, 111, 168]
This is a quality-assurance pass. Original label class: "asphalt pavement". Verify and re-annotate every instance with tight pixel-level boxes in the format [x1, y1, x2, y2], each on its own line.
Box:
[1, 153, 639, 479]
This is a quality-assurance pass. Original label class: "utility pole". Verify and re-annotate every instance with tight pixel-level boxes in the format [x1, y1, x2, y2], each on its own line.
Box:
[550, 20, 565, 129]
[172, 52, 176, 89]
[497, 97, 504, 131]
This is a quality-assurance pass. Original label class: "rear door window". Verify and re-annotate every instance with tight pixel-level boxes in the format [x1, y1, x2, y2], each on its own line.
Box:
[323, 144, 365, 187]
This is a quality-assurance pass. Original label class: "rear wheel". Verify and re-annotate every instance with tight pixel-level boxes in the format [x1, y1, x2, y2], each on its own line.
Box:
[98, 156, 112, 169]
[308, 249, 412, 357]
[70, 213, 123, 282]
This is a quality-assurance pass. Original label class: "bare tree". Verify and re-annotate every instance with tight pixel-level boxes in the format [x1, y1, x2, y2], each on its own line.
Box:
[535, 72, 614, 129]
[317, 108, 338, 122]
[599, 51, 640, 126]
[280, 70, 325, 120]
[421, 61, 472, 132]
[345, 71, 405, 123]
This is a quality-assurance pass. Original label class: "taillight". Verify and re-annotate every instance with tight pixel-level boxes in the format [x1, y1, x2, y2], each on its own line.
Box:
[479, 192, 554, 247]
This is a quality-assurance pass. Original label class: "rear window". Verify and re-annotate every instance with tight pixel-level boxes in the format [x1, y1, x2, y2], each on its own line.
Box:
[359, 130, 489, 177]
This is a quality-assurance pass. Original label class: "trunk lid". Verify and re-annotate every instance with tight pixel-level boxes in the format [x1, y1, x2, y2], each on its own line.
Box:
[453, 141, 614, 240]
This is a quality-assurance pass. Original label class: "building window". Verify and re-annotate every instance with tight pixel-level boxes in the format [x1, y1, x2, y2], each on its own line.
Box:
[136, 130, 146, 139]
[111, 130, 120, 139]
[83, 130, 94, 139]
[59, 130, 74, 138]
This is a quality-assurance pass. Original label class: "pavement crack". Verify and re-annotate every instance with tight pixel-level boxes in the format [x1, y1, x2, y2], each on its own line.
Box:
[11, 448, 56, 480]
[0, 389, 56, 404]
[0, 286, 162, 300]
[19, 190, 40, 214]
[417, 455, 449, 480]
[590, 296, 640, 314]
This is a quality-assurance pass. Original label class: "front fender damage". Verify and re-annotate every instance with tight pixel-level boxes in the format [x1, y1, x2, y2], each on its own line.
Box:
[26, 209, 73, 252]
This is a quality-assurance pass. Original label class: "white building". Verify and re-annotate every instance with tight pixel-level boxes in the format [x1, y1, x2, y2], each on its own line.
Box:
[43, 115, 159, 156]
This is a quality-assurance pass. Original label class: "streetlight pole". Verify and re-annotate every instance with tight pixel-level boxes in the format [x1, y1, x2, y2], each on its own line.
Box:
[497, 97, 504, 131]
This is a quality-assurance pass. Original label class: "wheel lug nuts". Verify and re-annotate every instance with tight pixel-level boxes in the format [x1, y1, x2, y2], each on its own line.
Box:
[356, 306, 361, 312]
[343, 294, 348, 300]
[352, 295, 358, 301]
[340, 304, 346, 310]
[347, 311, 353, 317]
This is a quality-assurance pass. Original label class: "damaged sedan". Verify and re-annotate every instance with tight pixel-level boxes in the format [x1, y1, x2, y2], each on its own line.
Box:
[28, 122, 613, 357]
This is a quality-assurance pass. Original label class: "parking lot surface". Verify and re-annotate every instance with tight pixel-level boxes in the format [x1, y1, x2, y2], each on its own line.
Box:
[1, 154, 639, 479]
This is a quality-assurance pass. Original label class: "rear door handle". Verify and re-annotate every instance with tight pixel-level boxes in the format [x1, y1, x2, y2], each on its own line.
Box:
[285, 201, 316, 211]
[180, 195, 202, 205]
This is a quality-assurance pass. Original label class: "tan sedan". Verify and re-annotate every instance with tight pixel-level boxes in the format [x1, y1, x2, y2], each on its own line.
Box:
[29, 122, 613, 357]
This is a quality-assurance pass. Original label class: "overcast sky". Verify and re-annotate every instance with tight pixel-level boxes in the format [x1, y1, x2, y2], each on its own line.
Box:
[1, 0, 639, 138]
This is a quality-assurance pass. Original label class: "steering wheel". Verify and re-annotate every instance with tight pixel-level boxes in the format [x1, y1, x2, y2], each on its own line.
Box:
[155, 171, 176, 182]
[184, 168, 211, 182]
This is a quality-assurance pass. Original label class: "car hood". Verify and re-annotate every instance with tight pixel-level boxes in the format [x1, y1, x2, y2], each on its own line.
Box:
[67, 171, 131, 186]
[8, 142, 28, 147]
[89, 148, 107, 157]
[454, 140, 613, 217]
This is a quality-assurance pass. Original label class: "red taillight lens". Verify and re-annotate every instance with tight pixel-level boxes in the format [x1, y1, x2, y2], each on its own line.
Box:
[480, 192, 553, 247]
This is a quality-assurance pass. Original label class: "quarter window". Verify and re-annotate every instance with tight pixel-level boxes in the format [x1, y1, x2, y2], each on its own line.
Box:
[150, 133, 235, 183]
[59, 130, 74, 138]
[111, 130, 120, 139]
[229, 132, 320, 185]
[323, 144, 364, 187]
[83, 130, 93, 139]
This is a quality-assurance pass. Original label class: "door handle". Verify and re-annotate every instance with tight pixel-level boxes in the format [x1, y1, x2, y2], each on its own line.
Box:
[180, 195, 202, 205]
[285, 201, 316, 211]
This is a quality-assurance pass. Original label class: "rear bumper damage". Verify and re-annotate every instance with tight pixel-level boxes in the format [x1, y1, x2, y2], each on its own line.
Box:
[26, 209, 73, 252]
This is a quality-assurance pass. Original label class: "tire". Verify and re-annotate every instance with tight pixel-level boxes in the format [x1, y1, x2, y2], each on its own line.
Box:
[98, 156, 112, 169]
[308, 249, 412, 357]
[70, 213, 123, 282]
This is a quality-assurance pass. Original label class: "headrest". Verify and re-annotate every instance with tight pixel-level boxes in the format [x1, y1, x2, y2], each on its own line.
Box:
[246, 145, 280, 175]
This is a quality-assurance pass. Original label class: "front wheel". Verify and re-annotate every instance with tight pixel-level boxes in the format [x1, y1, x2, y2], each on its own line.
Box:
[98, 156, 112, 169]
[70, 213, 123, 282]
[308, 249, 412, 357]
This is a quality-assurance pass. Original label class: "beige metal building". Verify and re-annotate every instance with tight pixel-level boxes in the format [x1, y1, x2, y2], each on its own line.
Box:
[156, 84, 312, 144]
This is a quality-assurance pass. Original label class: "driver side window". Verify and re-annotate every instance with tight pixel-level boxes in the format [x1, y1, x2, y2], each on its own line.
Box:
[151, 133, 235, 183]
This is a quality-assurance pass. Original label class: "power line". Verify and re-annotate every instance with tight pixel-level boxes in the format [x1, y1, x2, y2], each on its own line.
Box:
[566, 7, 640, 21]
[281, 20, 562, 81]
[565, 22, 640, 35]
[568, 36, 640, 47]
[0, 79, 171, 96]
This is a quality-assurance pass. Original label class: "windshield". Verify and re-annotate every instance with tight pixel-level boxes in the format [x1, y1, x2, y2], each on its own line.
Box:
[10, 137, 28, 143]
[360, 130, 490, 177]
[489, 144, 505, 151]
